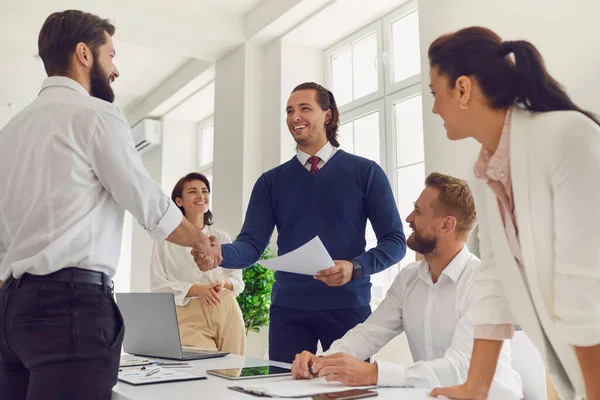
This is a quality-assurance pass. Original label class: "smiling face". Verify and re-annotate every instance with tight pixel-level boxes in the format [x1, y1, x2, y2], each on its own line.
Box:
[429, 65, 488, 142]
[175, 180, 210, 217]
[405, 186, 445, 255]
[285, 89, 331, 150]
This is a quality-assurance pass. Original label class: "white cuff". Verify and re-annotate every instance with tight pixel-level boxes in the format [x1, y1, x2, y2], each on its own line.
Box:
[376, 360, 406, 387]
[147, 201, 183, 240]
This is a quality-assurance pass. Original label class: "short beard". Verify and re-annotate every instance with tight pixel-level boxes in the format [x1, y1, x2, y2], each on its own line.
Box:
[406, 230, 438, 255]
[89, 56, 114, 103]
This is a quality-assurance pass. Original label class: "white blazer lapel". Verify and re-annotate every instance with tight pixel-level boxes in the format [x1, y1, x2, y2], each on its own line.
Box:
[508, 108, 537, 285]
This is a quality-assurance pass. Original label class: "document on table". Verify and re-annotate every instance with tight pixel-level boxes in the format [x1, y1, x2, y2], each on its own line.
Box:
[229, 377, 375, 398]
[256, 236, 334, 276]
[118, 367, 206, 386]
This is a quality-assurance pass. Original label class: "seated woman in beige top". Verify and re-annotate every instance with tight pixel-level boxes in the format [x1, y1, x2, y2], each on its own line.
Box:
[150, 172, 246, 355]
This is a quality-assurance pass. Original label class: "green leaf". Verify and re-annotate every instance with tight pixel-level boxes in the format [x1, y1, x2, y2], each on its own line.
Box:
[236, 245, 276, 333]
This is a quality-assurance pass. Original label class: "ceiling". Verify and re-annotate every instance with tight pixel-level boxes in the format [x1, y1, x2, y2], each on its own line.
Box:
[0, 0, 266, 127]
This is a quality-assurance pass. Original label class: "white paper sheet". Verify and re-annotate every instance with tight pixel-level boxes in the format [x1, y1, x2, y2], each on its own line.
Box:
[257, 236, 334, 276]
[237, 377, 375, 397]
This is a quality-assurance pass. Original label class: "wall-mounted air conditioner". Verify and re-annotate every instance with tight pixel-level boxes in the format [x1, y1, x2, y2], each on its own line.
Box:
[131, 119, 162, 155]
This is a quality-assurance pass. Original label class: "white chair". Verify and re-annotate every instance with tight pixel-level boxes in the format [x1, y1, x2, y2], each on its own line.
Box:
[511, 331, 547, 400]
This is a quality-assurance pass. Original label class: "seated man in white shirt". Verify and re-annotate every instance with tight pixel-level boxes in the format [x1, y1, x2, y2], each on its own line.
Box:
[292, 172, 523, 398]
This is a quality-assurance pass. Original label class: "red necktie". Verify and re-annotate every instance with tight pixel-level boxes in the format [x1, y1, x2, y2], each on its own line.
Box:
[308, 156, 320, 174]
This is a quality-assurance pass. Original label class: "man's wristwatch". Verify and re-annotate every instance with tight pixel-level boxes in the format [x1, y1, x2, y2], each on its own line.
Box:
[351, 260, 363, 280]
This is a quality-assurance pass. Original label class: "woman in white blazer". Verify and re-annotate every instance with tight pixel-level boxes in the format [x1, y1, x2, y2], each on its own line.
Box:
[150, 173, 246, 354]
[426, 27, 600, 400]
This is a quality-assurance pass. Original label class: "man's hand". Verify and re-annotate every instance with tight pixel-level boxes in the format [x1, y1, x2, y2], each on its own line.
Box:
[314, 260, 353, 286]
[292, 351, 320, 380]
[191, 235, 222, 271]
[429, 383, 488, 400]
[311, 353, 378, 386]
[187, 284, 221, 307]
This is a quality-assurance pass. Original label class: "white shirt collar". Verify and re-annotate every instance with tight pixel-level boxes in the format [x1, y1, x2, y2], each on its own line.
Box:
[39, 76, 90, 97]
[417, 245, 472, 285]
[297, 141, 336, 166]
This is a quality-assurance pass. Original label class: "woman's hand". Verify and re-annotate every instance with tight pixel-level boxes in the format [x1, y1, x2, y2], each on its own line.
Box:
[187, 284, 221, 307]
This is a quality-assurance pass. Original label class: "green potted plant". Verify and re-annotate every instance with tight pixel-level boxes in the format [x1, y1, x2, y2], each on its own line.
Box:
[236, 247, 275, 334]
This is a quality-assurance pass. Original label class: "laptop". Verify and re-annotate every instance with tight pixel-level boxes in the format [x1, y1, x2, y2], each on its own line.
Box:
[116, 292, 230, 361]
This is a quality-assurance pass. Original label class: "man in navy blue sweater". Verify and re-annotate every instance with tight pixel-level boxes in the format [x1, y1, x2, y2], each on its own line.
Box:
[208, 82, 405, 363]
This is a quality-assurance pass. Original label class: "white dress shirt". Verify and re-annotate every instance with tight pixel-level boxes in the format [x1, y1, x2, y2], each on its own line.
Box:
[150, 225, 245, 306]
[325, 246, 523, 397]
[0, 77, 182, 281]
[297, 141, 338, 171]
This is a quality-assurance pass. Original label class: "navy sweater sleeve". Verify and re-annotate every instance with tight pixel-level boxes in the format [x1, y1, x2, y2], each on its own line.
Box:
[354, 162, 406, 275]
[220, 174, 276, 269]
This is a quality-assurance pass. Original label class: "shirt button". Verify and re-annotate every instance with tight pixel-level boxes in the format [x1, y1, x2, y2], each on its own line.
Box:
[499, 172, 505, 178]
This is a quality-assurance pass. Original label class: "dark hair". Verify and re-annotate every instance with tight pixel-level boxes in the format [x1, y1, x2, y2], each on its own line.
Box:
[428, 26, 599, 125]
[171, 173, 213, 226]
[292, 82, 340, 147]
[425, 172, 476, 238]
[38, 10, 115, 76]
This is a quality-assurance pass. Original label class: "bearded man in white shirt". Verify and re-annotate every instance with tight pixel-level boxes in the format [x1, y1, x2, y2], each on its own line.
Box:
[291, 172, 523, 399]
[0, 10, 219, 400]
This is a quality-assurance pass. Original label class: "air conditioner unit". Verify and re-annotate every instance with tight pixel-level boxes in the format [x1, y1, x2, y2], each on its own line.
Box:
[131, 119, 162, 154]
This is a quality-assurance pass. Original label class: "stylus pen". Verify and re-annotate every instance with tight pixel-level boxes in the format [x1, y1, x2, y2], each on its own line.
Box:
[145, 367, 161, 376]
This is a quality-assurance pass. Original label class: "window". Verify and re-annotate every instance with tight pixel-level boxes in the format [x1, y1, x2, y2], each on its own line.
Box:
[327, 23, 384, 111]
[325, 1, 423, 303]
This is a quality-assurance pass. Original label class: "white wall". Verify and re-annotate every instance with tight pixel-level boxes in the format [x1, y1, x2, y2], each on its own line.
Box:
[130, 147, 163, 292]
[212, 46, 249, 237]
[279, 39, 324, 163]
[418, 0, 600, 181]
[161, 118, 200, 192]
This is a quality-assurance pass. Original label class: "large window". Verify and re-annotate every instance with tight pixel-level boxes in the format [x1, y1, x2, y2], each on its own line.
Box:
[325, 1, 424, 302]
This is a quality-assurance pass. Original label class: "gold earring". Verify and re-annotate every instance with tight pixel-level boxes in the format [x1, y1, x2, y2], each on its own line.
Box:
[460, 104, 468, 110]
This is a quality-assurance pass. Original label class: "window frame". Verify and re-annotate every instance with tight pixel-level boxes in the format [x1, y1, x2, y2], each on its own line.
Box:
[324, 21, 384, 114]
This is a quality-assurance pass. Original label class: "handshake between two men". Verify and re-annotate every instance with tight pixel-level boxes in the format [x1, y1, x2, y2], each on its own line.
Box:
[191, 234, 222, 272]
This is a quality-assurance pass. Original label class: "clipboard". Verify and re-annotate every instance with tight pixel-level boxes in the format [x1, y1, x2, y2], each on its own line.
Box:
[227, 378, 377, 398]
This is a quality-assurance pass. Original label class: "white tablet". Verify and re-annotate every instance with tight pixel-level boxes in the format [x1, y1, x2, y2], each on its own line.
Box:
[206, 365, 292, 380]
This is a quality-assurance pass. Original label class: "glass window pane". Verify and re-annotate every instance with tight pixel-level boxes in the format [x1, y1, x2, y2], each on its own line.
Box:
[338, 121, 354, 154]
[394, 95, 424, 168]
[395, 162, 425, 267]
[331, 47, 353, 107]
[392, 10, 421, 83]
[353, 112, 380, 164]
[352, 34, 378, 100]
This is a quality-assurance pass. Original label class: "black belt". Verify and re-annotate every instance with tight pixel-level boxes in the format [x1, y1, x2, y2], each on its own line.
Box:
[6, 267, 113, 291]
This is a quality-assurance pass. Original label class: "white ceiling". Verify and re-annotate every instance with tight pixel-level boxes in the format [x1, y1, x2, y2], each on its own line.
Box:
[0, 0, 266, 126]
[285, 0, 409, 49]
[164, 82, 215, 123]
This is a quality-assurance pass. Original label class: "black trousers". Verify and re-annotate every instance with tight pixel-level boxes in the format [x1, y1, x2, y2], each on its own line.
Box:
[268, 304, 371, 364]
[0, 271, 124, 400]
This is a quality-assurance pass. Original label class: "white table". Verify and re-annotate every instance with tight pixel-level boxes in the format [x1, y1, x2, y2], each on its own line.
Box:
[111, 354, 432, 400]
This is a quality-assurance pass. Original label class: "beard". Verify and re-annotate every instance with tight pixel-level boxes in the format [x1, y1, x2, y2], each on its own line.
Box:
[89, 58, 115, 103]
[406, 229, 438, 255]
